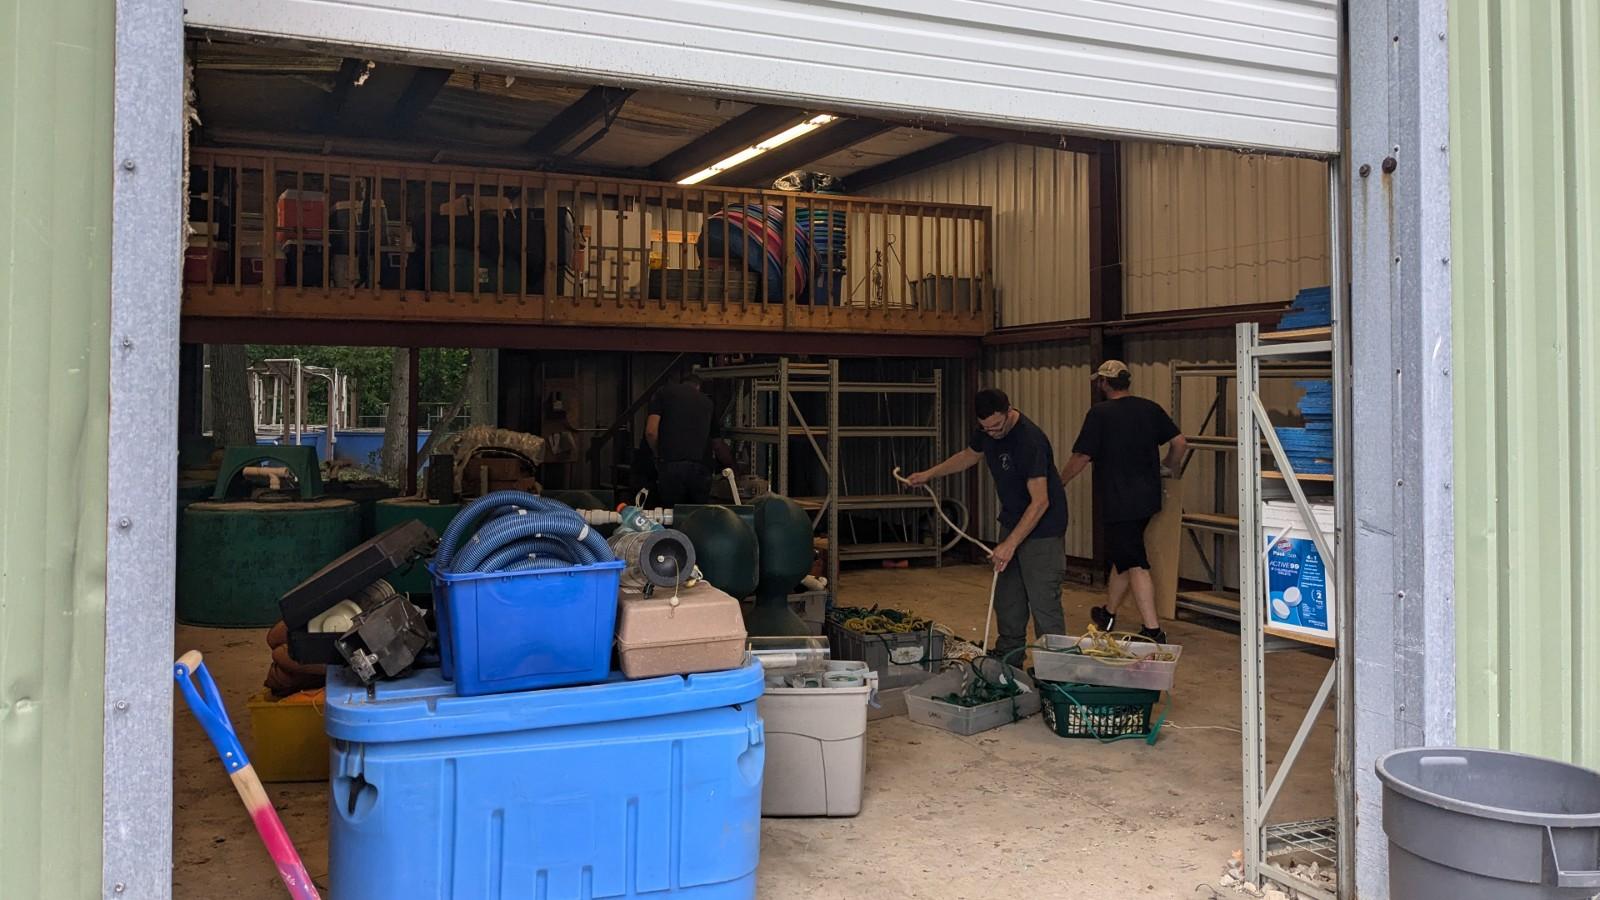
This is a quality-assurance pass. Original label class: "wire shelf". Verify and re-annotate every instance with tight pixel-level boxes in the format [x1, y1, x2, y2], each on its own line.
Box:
[1265, 817, 1338, 867]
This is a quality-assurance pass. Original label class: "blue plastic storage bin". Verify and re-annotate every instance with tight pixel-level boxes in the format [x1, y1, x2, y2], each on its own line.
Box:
[325, 662, 767, 900]
[431, 559, 624, 696]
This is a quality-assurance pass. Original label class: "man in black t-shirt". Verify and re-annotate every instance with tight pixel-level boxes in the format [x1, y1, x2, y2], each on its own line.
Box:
[1062, 360, 1187, 643]
[646, 374, 715, 507]
[908, 389, 1069, 659]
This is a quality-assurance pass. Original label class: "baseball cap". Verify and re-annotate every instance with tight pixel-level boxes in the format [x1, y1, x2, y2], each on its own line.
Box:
[1094, 360, 1130, 379]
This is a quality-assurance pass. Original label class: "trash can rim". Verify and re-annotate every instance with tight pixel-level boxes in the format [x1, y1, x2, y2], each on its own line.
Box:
[1376, 747, 1600, 828]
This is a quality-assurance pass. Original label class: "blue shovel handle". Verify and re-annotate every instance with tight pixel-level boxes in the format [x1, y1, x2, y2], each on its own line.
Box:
[174, 651, 250, 773]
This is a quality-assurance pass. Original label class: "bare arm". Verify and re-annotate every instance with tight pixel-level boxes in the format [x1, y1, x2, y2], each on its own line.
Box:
[1163, 434, 1187, 473]
[991, 477, 1050, 571]
[645, 413, 662, 452]
[1060, 452, 1092, 484]
[907, 447, 983, 485]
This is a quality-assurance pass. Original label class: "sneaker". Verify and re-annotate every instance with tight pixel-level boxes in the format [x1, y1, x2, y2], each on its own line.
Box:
[1138, 626, 1168, 645]
[1090, 605, 1116, 633]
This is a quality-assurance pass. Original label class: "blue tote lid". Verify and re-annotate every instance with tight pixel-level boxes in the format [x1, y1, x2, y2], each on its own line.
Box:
[325, 659, 765, 743]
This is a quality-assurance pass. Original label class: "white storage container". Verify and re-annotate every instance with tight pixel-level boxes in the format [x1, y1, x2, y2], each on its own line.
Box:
[1030, 634, 1183, 692]
[1261, 500, 1337, 645]
[758, 678, 870, 818]
[905, 660, 1040, 737]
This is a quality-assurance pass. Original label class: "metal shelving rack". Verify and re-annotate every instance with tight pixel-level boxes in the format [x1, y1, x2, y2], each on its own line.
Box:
[1172, 361, 1333, 624]
[1236, 319, 1352, 900]
[699, 358, 944, 599]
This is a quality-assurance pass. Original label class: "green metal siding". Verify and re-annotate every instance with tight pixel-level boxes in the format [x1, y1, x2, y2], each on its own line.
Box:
[0, 0, 115, 893]
[1452, 0, 1600, 768]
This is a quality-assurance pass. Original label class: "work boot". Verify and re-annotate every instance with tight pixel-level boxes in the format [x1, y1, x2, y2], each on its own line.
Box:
[1090, 605, 1116, 633]
[1138, 625, 1168, 645]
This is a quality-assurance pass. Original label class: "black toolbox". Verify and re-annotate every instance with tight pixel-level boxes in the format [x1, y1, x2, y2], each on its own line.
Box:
[278, 519, 436, 665]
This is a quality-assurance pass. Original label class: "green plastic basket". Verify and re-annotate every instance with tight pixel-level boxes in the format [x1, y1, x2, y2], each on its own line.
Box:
[1038, 681, 1165, 744]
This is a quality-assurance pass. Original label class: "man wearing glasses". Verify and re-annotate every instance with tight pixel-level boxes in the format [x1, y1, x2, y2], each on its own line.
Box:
[907, 389, 1068, 659]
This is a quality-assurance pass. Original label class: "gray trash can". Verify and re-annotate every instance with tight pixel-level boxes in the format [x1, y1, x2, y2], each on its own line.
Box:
[1377, 748, 1600, 899]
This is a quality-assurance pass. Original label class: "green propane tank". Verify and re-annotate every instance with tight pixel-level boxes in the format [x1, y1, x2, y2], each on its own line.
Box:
[373, 497, 462, 596]
[674, 505, 759, 600]
[176, 498, 361, 627]
[746, 494, 816, 636]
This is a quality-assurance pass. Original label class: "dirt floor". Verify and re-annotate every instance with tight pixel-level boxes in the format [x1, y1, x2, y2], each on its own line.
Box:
[172, 563, 1336, 899]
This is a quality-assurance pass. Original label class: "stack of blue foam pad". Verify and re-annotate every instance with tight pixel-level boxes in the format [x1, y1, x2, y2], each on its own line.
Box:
[1275, 380, 1334, 475]
[1277, 286, 1332, 330]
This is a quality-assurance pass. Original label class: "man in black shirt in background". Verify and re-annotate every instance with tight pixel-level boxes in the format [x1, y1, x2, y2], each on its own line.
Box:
[646, 374, 715, 507]
[908, 389, 1069, 659]
[1061, 360, 1187, 643]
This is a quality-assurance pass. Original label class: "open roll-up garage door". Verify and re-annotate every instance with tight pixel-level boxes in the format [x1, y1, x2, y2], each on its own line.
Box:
[184, 0, 1340, 155]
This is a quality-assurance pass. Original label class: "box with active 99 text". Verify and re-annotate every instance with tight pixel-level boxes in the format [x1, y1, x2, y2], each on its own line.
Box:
[1260, 501, 1337, 646]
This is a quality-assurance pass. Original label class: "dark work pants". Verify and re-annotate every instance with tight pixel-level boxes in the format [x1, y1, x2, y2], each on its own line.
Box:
[991, 533, 1067, 658]
[656, 460, 712, 508]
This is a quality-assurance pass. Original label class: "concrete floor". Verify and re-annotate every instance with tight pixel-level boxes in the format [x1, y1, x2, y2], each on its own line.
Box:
[172, 564, 1336, 898]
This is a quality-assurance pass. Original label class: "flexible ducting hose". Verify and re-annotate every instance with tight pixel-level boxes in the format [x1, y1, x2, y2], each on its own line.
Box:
[435, 491, 614, 574]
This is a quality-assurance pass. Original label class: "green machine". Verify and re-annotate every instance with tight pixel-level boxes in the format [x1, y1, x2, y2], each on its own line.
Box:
[676, 493, 814, 636]
[176, 445, 361, 627]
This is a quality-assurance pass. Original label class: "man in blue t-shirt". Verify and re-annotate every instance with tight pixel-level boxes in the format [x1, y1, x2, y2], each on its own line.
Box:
[908, 389, 1068, 659]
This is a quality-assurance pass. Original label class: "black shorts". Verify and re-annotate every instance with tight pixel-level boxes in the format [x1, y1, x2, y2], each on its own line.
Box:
[1105, 517, 1152, 572]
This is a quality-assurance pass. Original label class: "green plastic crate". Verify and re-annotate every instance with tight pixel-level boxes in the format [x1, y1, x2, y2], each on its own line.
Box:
[1038, 681, 1164, 744]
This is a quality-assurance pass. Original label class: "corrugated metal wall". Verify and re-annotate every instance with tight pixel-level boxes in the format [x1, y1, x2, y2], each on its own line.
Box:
[1123, 143, 1331, 314]
[865, 143, 1091, 327]
[0, 0, 115, 892]
[1451, 0, 1600, 768]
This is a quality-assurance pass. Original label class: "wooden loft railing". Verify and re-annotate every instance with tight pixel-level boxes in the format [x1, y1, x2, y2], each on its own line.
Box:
[183, 149, 992, 337]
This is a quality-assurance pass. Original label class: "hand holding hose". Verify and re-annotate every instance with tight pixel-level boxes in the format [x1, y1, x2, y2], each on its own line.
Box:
[891, 466, 1003, 654]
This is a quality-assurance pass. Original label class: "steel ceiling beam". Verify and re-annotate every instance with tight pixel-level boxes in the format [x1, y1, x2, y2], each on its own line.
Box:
[181, 316, 982, 358]
[648, 105, 811, 182]
[317, 58, 369, 131]
[386, 67, 454, 135]
[523, 85, 635, 156]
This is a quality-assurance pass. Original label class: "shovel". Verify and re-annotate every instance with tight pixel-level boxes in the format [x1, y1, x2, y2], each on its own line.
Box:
[174, 650, 321, 900]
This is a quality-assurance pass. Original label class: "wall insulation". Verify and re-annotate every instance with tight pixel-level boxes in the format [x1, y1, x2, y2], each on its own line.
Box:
[0, 0, 114, 892]
[865, 143, 1091, 327]
[1451, 0, 1600, 768]
[1122, 143, 1331, 314]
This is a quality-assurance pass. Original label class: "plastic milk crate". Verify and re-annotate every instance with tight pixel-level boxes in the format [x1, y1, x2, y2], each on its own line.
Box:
[325, 662, 767, 900]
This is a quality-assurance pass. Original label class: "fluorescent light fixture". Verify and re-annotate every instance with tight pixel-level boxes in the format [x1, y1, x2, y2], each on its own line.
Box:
[677, 115, 838, 185]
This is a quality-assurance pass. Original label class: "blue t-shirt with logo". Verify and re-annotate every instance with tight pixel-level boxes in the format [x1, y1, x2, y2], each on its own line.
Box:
[969, 412, 1068, 540]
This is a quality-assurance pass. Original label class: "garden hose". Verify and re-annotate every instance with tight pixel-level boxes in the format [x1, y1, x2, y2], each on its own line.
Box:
[892, 467, 1002, 652]
[434, 491, 614, 574]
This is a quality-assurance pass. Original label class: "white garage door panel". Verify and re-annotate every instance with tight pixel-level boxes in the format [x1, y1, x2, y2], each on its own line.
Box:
[185, 0, 1340, 154]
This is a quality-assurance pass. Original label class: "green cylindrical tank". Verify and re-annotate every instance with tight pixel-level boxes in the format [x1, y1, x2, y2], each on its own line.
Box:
[675, 504, 759, 600]
[747, 494, 815, 636]
[373, 497, 462, 596]
[324, 480, 402, 538]
[176, 498, 361, 627]
[542, 489, 607, 511]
